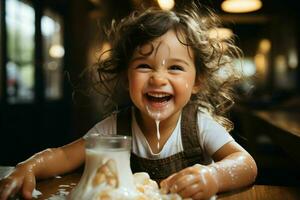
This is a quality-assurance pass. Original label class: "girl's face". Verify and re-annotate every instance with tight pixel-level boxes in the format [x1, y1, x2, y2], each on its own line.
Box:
[128, 29, 199, 122]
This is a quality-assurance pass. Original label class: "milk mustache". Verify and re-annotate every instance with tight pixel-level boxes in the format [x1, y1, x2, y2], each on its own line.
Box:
[68, 134, 182, 200]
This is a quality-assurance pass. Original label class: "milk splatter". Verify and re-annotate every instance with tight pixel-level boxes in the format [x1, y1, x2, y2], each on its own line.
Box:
[68, 148, 183, 200]
[185, 83, 189, 89]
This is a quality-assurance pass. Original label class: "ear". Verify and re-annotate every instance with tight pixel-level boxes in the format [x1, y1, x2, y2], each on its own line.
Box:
[192, 77, 201, 94]
[192, 84, 201, 94]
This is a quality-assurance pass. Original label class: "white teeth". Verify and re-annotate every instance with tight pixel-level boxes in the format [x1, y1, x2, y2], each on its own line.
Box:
[147, 92, 170, 98]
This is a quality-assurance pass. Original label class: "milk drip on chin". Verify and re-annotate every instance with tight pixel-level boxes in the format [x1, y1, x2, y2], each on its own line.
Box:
[145, 105, 169, 151]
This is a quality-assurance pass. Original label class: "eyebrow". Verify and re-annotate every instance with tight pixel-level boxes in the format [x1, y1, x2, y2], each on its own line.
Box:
[169, 58, 191, 67]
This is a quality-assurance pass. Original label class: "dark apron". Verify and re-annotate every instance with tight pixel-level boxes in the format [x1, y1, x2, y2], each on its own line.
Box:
[117, 104, 208, 182]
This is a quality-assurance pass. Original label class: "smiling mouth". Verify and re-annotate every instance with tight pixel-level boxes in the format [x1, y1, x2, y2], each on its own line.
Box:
[145, 92, 173, 103]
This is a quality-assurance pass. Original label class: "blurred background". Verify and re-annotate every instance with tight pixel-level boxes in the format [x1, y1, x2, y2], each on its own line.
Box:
[0, 0, 299, 187]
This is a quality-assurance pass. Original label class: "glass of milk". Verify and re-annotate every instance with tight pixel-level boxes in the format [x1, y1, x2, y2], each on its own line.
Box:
[69, 134, 136, 200]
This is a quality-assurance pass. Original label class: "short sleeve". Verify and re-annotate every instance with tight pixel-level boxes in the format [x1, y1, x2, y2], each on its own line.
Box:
[83, 113, 117, 139]
[197, 111, 234, 156]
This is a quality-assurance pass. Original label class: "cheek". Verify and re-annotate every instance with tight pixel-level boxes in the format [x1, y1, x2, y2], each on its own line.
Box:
[173, 75, 196, 94]
[129, 82, 140, 96]
[128, 73, 144, 98]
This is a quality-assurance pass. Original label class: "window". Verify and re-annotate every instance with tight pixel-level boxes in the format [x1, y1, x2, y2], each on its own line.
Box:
[6, 0, 35, 103]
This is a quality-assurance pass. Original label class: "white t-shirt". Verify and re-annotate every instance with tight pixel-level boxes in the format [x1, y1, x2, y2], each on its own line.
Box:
[85, 107, 233, 162]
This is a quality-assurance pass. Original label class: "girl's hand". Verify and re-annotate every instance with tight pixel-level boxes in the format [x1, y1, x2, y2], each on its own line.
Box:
[160, 164, 218, 200]
[0, 165, 36, 200]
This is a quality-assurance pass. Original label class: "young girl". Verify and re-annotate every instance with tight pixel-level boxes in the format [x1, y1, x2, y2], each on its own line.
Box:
[0, 4, 257, 200]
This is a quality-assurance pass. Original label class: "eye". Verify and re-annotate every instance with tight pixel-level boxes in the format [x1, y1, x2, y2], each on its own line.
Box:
[169, 65, 184, 72]
[136, 64, 151, 69]
[135, 63, 152, 72]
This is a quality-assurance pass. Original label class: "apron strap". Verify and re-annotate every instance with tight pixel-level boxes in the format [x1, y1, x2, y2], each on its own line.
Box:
[181, 103, 201, 150]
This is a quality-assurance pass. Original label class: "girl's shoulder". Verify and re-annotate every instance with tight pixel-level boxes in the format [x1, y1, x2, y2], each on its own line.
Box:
[196, 107, 227, 133]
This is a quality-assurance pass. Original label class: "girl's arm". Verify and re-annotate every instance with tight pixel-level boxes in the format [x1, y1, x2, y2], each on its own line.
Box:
[160, 141, 257, 199]
[25, 138, 86, 178]
[0, 138, 85, 200]
[209, 141, 257, 192]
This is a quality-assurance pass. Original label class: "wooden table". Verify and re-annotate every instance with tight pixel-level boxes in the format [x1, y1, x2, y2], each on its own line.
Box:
[1, 167, 299, 200]
[254, 110, 300, 165]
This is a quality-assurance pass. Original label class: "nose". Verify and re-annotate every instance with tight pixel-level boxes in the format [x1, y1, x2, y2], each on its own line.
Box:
[149, 71, 168, 87]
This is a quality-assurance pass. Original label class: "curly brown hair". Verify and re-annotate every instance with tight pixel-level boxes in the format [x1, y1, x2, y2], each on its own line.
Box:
[88, 4, 242, 131]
